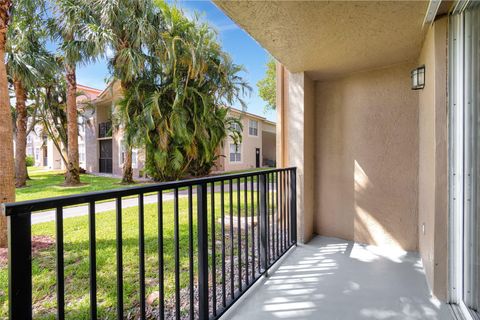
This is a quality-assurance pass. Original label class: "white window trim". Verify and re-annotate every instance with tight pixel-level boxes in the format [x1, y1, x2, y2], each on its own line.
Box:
[79, 143, 86, 164]
[248, 119, 259, 137]
[119, 139, 138, 169]
[228, 142, 242, 164]
[232, 122, 242, 135]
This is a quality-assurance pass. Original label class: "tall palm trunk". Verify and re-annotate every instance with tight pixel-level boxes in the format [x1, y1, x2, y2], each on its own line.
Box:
[64, 63, 80, 185]
[0, 0, 14, 248]
[122, 148, 133, 184]
[120, 80, 134, 184]
[14, 78, 28, 187]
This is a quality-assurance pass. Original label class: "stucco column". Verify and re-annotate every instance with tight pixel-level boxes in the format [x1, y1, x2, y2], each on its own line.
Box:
[276, 65, 315, 243]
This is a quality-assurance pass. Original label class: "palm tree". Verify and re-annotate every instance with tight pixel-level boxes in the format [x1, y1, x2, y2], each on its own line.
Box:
[7, 0, 52, 187]
[52, 0, 104, 185]
[121, 3, 250, 181]
[94, 0, 160, 184]
[0, 0, 13, 247]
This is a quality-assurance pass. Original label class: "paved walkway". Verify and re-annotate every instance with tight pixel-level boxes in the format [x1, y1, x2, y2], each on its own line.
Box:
[31, 183, 276, 225]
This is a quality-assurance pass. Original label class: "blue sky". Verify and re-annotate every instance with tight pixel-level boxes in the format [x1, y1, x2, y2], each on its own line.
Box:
[75, 0, 275, 121]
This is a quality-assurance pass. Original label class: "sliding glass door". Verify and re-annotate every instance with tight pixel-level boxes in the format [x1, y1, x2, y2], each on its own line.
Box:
[450, 2, 480, 319]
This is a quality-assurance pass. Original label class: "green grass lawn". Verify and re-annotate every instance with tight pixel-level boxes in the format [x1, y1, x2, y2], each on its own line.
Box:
[2, 167, 282, 318]
[17, 167, 277, 202]
[16, 168, 125, 202]
[0, 189, 270, 319]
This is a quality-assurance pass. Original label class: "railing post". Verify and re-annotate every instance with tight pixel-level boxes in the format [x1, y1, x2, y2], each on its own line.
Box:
[259, 173, 268, 275]
[197, 183, 209, 320]
[8, 213, 32, 319]
[289, 169, 297, 245]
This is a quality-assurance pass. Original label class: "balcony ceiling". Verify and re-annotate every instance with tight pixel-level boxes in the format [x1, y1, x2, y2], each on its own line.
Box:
[214, 1, 430, 80]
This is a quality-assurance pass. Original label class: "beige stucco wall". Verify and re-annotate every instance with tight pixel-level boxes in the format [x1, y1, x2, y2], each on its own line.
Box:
[315, 62, 419, 251]
[417, 16, 448, 300]
[262, 131, 276, 164]
[220, 114, 263, 172]
[284, 71, 315, 243]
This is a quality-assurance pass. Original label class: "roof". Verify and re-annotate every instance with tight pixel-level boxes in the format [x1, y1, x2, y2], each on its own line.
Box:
[228, 107, 275, 124]
[77, 84, 102, 94]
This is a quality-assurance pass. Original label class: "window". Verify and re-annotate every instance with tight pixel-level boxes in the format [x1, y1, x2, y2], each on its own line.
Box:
[132, 150, 138, 169]
[248, 120, 258, 136]
[229, 143, 241, 163]
[119, 140, 138, 169]
[79, 143, 85, 163]
[99, 121, 112, 138]
[231, 122, 242, 134]
[35, 148, 40, 161]
[79, 118, 85, 133]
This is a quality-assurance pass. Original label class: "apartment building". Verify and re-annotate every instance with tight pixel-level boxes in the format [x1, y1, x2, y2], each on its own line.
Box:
[23, 84, 102, 170]
[85, 81, 276, 178]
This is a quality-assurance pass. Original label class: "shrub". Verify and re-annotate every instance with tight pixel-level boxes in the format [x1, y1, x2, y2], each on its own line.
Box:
[26, 156, 35, 167]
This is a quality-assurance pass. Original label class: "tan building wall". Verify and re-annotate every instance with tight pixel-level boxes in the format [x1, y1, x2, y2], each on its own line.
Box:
[314, 62, 419, 251]
[417, 16, 448, 300]
[262, 131, 276, 165]
[262, 121, 276, 165]
[219, 112, 262, 172]
[213, 110, 276, 173]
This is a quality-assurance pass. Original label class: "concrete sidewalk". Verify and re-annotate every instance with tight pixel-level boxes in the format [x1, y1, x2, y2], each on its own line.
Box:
[31, 182, 276, 225]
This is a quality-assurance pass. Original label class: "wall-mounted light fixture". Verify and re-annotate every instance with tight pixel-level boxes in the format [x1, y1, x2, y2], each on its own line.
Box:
[411, 65, 425, 90]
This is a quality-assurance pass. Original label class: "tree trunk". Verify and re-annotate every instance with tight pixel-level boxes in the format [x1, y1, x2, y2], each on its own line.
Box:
[122, 148, 134, 184]
[0, 0, 14, 248]
[64, 63, 80, 185]
[14, 79, 28, 187]
[119, 80, 134, 184]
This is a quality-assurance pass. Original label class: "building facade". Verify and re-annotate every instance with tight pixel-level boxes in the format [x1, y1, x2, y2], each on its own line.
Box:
[214, 108, 276, 173]
[23, 84, 102, 170]
[85, 81, 276, 178]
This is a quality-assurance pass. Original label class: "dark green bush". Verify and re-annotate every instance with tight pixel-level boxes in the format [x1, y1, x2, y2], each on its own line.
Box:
[26, 156, 35, 167]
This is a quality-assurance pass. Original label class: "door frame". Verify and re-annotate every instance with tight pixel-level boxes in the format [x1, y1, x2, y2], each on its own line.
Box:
[448, 2, 478, 319]
[99, 139, 113, 174]
[255, 148, 261, 168]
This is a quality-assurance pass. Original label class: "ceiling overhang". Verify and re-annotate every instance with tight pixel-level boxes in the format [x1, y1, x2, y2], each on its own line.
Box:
[214, 1, 432, 80]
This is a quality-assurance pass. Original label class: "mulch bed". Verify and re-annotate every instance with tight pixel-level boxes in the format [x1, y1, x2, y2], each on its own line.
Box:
[0, 235, 55, 268]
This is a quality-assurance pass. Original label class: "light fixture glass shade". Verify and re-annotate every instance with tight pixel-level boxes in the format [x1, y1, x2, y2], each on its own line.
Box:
[411, 66, 425, 90]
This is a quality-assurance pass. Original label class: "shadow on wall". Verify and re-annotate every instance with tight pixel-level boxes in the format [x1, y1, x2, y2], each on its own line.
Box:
[315, 63, 419, 252]
[229, 237, 450, 320]
[354, 160, 414, 254]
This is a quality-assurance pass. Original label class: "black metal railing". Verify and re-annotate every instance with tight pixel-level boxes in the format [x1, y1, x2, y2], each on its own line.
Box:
[2, 167, 297, 320]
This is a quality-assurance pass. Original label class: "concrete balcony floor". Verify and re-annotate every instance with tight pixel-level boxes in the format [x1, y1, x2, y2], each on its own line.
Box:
[222, 236, 452, 320]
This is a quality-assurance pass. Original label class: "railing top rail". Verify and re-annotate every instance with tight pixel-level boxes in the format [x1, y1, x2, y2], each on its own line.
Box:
[2, 167, 296, 217]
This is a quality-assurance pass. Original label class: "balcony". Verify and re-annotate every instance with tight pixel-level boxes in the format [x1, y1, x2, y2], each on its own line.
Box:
[2, 166, 455, 320]
[222, 236, 452, 320]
